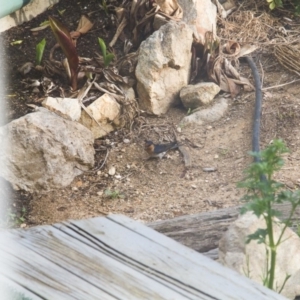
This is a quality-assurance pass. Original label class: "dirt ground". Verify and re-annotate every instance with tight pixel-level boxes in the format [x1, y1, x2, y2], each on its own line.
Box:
[2, 0, 300, 227]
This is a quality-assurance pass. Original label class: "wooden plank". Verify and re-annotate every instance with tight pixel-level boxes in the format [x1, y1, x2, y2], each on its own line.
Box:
[148, 203, 300, 253]
[0, 274, 43, 300]
[9, 225, 198, 300]
[54, 223, 212, 300]
[0, 231, 115, 300]
[66, 215, 286, 300]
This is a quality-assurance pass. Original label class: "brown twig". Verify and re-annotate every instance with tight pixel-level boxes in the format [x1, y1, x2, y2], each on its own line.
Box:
[262, 78, 300, 91]
[109, 17, 128, 48]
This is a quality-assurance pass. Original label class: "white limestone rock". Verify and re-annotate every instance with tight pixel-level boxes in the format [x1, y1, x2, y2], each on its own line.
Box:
[136, 21, 193, 115]
[181, 97, 228, 125]
[42, 96, 81, 121]
[219, 212, 300, 299]
[178, 0, 217, 41]
[0, 108, 94, 192]
[180, 82, 220, 109]
[79, 94, 121, 139]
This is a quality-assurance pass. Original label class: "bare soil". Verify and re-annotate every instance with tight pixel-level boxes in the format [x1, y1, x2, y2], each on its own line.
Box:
[2, 0, 300, 227]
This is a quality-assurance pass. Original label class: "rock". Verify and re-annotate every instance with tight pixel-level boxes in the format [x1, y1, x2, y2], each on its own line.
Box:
[153, 14, 168, 31]
[123, 87, 137, 123]
[180, 82, 220, 109]
[178, 0, 216, 42]
[108, 167, 116, 176]
[0, 108, 94, 192]
[79, 94, 121, 139]
[136, 21, 193, 115]
[125, 87, 136, 104]
[219, 212, 300, 299]
[181, 97, 228, 125]
[42, 96, 81, 121]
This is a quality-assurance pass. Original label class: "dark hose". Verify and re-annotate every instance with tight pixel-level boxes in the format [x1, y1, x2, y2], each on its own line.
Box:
[245, 56, 263, 162]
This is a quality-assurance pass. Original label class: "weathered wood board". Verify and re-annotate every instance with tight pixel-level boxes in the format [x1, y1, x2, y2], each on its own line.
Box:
[0, 215, 287, 299]
[148, 203, 300, 255]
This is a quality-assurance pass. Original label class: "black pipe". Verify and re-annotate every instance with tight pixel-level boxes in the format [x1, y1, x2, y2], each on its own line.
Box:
[245, 56, 263, 162]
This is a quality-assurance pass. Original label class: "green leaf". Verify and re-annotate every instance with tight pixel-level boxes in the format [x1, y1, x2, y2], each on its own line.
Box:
[104, 53, 114, 67]
[10, 40, 23, 46]
[101, 0, 109, 16]
[40, 20, 50, 26]
[58, 9, 66, 16]
[98, 37, 107, 59]
[246, 228, 268, 244]
[36, 38, 46, 65]
[49, 16, 79, 90]
[98, 38, 114, 67]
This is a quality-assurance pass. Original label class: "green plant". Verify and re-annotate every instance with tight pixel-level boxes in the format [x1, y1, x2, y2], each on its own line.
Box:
[100, 0, 109, 16]
[36, 38, 46, 65]
[8, 206, 27, 226]
[218, 147, 229, 157]
[238, 139, 300, 292]
[267, 0, 283, 10]
[49, 16, 79, 90]
[58, 9, 66, 16]
[104, 189, 124, 199]
[98, 38, 114, 67]
[40, 20, 50, 27]
[267, 0, 300, 13]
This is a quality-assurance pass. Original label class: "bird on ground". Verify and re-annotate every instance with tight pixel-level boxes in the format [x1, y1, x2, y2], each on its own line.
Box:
[144, 140, 178, 159]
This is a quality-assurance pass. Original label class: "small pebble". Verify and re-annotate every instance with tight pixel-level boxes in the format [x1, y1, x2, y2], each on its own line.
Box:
[108, 167, 116, 176]
[191, 184, 197, 189]
[20, 223, 27, 228]
[76, 180, 83, 187]
[115, 174, 122, 179]
[123, 139, 130, 144]
[214, 154, 219, 159]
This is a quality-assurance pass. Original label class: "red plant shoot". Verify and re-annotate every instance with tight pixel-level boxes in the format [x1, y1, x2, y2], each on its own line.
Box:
[49, 16, 79, 90]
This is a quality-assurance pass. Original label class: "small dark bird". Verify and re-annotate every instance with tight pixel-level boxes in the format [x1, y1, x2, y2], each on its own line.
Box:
[144, 140, 178, 159]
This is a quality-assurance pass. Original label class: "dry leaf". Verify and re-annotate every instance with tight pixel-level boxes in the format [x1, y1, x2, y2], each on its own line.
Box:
[155, 0, 183, 18]
[238, 44, 258, 58]
[223, 41, 240, 56]
[76, 15, 94, 35]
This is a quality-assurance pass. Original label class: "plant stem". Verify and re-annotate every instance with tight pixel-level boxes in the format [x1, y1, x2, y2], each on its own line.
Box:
[276, 203, 297, 247]
[266, 199, 276, 290]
